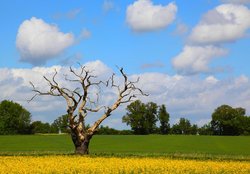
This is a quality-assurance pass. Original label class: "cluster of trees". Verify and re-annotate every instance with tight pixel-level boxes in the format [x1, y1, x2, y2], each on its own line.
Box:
[201, 105, 250, 135]
[0, 100, 69, 134]
[122, 101, 169, 134]
[0, 100, 31, 134]
[123, 100, 250, 136]
[1, 100, 250, 136]
[122, 100, 199, 135]
[0, 100, 134, 135]
[31, 114, 69, 134]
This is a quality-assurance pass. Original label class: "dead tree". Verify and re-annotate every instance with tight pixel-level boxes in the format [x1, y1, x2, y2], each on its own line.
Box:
[29, 65, 147, 154]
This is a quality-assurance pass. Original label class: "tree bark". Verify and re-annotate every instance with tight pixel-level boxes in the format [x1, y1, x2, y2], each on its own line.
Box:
[29, 66, 147, 155]
[71, 129, 92, 155]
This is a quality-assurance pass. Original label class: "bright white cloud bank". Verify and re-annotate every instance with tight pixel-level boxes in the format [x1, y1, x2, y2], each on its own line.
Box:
[172, 45, 228, 75]
[1, 60, 250, 129]
[16, 17, 74, 65]
[126, 0, 177, 32]
[189, 4, 250, 44]
[172, 4, 250, 75]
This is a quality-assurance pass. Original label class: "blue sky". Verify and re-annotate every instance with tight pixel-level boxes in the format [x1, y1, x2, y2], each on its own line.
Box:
[1, 0, 250, 128]
[1, 0, 249, 75]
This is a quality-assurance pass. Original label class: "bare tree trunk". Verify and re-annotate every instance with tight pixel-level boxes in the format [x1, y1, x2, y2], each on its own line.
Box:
[29, 66, 147, 155]
[71, 129, 92, 155]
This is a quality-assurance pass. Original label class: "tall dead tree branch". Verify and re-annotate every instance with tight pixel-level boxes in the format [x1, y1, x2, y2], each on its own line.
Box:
[29, 65, 147, 154]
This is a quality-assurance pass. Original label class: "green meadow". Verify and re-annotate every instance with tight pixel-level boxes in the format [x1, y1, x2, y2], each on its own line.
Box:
[0, 135, 249, 160]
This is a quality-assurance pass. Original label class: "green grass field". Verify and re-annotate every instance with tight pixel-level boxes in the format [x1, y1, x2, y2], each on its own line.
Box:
[0, 135, 249, 160]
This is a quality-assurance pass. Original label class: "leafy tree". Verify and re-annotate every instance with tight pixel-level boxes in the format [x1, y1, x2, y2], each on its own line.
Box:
[171, 118, 197, 135]
[0, 100, 31, 134]
[171, 123, 182, 134]
[29, 66, 146, 154]
[51, 114, 69, 133]
[122, 100, 148, 134]
[198, 123, 213, 135]
[30, 121, 51, 134]
[144, 102, 158, 134]
[158, 104, 170, 134]
[239, 116, 250, 135]
[122, 100, 158, 134]
[211, 105, 245, 135]
[96, 125, 119, 135]
[189, 124, 198, 135]
[123, 101, 172, 135]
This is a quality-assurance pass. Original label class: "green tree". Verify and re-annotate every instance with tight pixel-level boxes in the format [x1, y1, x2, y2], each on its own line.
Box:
[190, 124, 198, 135]
[158, 104, 170, 134]
[198, 123, 213, 135]
[144, 102, 158, 134]
[239, 116, 250, 135]
[51, 114, 69, 133]
[171, 118, 197, 135]
[122, 100, 147, 134]
[211, 105, 245, 135]
[30, 121, 51, 134]
[122, 100, 158, 134]
[96, 125, 119, 135]
[0, 100, 31, 134]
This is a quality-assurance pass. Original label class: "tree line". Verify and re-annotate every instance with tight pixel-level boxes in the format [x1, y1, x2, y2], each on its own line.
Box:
[0, 100, 69, 134]
[122, 100, 199, 135]
[0, 100, 133, 135]
[0, 100, 249, 135]
[123, 100, 250, 136]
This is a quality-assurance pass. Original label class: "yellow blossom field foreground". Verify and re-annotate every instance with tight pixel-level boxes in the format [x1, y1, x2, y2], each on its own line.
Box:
[0, 156, 250, 174]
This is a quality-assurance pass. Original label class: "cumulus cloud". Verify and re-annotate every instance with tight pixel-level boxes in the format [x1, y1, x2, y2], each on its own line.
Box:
[172, 4, 250, 75]
[189, 4, 250, 44]
[1, 61, 250, 128]
[16, 17, 75, 65]
[172, 45, 228, 75]
[126, 0, 177, 32]
[0, 60, 112, 123]
[135, 71, 250, 126]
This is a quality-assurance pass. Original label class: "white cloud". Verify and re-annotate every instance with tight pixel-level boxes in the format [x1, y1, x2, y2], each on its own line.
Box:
[1, 61, 250, 129]
[0, 60, 112, 123]
[205, 76, 219, 84]
[136, 71, 250, 125]
[16, 17, 75, 65]
[126, 0, 177, 32]
[172, 45, 228, 75]
[221, 0, 250, 4]
[189, 4, 250, 44]
[172, 4, 250, 75]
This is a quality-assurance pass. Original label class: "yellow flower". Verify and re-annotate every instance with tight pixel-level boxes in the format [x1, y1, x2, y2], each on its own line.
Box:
[0, 156, 249, 174]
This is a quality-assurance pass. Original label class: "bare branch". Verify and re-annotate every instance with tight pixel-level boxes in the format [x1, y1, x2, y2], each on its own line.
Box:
[85, 106, 104, 112]
[29, 65, 147, 140]
[88, 67, 147, 133]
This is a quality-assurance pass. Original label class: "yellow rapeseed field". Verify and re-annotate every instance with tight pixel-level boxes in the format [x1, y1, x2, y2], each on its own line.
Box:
[0, 156, 249, 174]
